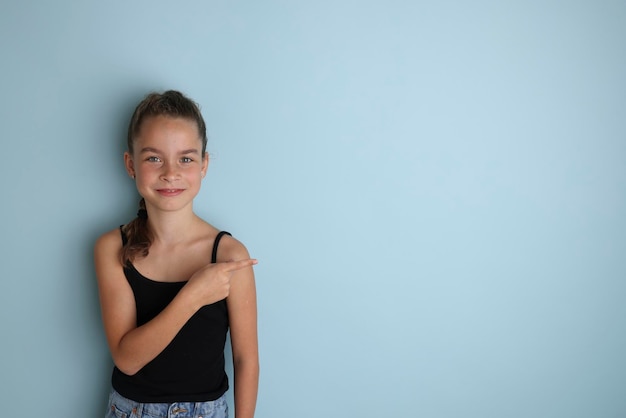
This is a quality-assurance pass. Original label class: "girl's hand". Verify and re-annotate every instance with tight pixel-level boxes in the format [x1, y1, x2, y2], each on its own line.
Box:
[184, 259, 257, 309]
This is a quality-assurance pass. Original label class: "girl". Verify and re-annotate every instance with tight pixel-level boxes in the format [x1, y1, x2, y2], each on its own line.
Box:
[95, 90, 259, 418]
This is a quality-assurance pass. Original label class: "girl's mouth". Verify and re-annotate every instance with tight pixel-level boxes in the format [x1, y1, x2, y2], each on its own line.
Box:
[157, 189, 184, 196]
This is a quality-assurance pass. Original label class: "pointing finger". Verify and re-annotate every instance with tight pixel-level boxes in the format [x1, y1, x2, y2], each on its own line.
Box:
[222, 258, 258, 272]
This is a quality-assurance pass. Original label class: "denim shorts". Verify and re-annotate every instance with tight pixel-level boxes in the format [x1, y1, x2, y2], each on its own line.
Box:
[105, 389, 228, 418]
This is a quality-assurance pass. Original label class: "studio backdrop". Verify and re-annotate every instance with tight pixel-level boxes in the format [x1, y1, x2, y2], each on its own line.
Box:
[1, 1, 625, 417]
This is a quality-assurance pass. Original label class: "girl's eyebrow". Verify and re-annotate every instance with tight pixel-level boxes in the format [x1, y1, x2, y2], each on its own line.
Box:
[139, 147, 199, 155]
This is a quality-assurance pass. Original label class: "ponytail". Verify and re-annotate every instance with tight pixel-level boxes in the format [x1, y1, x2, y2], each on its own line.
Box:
[120, 198, 153, 265]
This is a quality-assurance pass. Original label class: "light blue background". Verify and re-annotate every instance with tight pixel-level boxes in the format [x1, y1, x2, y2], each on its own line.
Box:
[1, 1, 625, 417]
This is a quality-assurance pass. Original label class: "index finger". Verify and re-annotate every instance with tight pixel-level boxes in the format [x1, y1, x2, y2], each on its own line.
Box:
[222, 258, 258, 272]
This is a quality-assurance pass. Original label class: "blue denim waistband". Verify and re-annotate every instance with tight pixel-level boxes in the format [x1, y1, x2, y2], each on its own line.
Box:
[107, 389, 228, 418]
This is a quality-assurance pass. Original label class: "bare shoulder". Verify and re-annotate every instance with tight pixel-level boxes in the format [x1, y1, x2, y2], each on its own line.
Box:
[94, 228, 125, 282]
[195, 217, 253, 263]
[216, 233, 252, 262]
[94, 227, 123, 256]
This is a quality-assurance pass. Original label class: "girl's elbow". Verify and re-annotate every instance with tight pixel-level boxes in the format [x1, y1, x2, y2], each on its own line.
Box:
[112, 355, 142, 376]
[116, 364, 141, 376]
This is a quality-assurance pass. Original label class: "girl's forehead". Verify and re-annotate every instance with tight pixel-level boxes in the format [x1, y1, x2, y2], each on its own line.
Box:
[135, 116, 202, 149]
[140, 115, 199, 135]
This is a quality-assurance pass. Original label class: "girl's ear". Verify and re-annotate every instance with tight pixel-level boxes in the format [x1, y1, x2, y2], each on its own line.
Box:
[201, 152, 209, 177]
[124, 152, 135, 179]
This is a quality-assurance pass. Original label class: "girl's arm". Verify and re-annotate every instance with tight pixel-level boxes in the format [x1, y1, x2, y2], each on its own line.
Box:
[95, 228, 255, 375]
[224, 238, 259, 418]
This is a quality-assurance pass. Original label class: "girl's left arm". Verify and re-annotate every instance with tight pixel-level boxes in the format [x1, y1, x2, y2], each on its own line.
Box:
[226, 241, 259, 418]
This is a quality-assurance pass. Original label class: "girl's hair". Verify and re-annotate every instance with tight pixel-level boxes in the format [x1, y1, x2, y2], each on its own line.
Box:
[120, 90, 207, 265]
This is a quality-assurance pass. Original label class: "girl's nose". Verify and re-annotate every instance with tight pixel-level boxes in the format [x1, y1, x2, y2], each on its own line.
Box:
[160, 162, 179, 182]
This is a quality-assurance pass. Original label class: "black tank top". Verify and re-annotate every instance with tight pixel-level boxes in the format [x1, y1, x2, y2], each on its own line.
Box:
[112, 230, 232, 402]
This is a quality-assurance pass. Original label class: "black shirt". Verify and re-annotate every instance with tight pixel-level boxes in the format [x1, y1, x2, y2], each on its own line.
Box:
[111, 230, 231, 402]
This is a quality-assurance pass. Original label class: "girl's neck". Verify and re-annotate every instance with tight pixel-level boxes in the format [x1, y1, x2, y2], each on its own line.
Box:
[145, 206, 201, 245]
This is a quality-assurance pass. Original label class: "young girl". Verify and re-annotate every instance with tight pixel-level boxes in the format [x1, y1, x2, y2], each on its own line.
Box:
[95, 90, 258, 418]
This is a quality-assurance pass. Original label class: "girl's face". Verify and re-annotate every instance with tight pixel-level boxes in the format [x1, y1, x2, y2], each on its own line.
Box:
[124, 115, 208, 214]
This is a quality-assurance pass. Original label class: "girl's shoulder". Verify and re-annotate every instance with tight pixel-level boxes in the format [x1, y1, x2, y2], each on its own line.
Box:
[94, 227, 123, 255]
[203, 224, 250, 263]
[93, 228, 126, 281]
[194, 218, 248, 254]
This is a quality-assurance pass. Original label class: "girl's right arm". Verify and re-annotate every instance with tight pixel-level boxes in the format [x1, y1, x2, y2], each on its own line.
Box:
[95, 229, 198, 375]
[94, 229, 256, 375]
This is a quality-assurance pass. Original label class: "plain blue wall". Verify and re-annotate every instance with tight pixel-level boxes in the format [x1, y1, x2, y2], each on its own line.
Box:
[1, 1, 625, 417]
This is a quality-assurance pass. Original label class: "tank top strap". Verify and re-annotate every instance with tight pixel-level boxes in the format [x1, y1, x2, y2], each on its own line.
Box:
[212, 231, 232, 263]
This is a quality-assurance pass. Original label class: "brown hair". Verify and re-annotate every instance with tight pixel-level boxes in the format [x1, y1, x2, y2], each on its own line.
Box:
[120, 90, 208, 265]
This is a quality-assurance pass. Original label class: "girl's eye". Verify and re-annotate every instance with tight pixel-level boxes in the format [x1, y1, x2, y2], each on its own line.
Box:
[147, 156, 161, 162]
[181, 157, 193, 163]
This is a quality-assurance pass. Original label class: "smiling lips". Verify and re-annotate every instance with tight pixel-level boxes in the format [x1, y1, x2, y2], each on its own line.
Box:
[157, 188, 185, 197]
